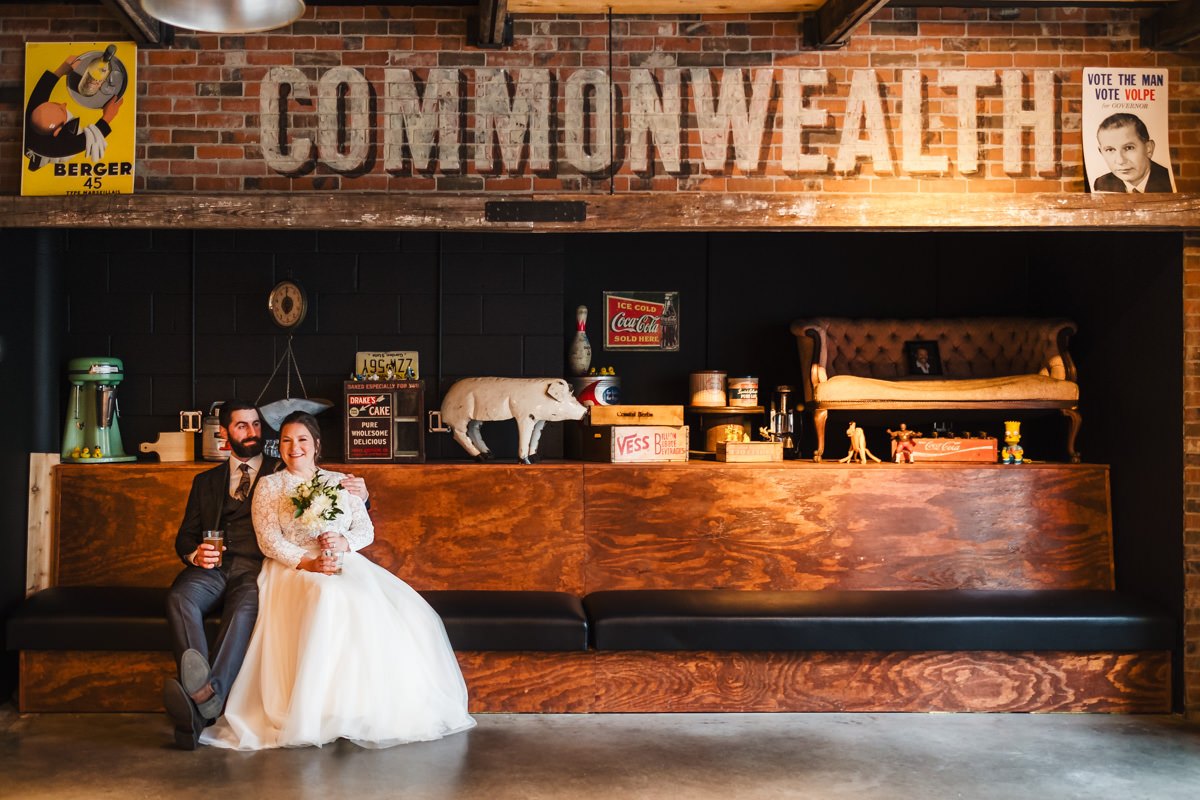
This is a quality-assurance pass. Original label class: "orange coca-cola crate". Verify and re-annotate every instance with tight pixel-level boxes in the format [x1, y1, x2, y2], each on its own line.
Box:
[909, 437, 998, 463]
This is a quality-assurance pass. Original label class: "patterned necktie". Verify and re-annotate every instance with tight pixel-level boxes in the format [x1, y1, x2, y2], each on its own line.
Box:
[235, 464, 251, 501]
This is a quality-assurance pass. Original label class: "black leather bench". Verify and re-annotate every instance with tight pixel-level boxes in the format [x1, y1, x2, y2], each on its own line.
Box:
[583, 589, 1176, 652]
[6, 586, 590, 654]
[8, 586, 1174, 663]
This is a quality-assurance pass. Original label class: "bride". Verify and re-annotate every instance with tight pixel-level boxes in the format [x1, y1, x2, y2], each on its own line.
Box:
[200, 411, 475, 750]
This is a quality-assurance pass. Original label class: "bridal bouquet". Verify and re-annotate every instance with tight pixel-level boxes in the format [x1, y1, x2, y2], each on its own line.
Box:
[290, 472, 344, 532]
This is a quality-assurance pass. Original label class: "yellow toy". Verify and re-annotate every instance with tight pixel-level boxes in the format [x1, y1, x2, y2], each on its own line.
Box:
[1001, 421, 1024, 464]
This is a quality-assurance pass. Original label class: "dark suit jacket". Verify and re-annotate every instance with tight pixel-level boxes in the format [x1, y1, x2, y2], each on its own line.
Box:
[24, 70, 112, 160]
[1093, 160, 1174, 193]
[174, 456, 280, 564]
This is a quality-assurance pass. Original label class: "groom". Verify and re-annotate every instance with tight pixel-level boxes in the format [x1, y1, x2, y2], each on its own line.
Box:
[163, 400, 369, 750]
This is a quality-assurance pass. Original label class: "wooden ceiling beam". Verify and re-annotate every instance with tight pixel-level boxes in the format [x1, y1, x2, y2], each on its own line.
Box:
[478, 0, 513, 48]
[1141, 0, 1200, 49]
[505, 0, 822, 13]
[2, 193, 1198, 232]
[98, 0, 169, 46]
[805, 0, 890, 47]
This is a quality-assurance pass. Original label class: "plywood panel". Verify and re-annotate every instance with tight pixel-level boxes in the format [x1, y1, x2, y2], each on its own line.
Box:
[349, 464, 586, 593]
[56, 463, 202, 588]
[20, 650, 176, 712]
[21, 649, 1169, 714]
[591, 650, 1171, 713]
[457, 651, 596, 713]
[53, 462, 587, 593]
[583, 463, 1114, 591]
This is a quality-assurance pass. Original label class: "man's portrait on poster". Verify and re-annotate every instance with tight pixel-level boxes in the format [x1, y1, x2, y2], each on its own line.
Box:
[1092, 112, 1176, 193]
[905, 340, 942, 377]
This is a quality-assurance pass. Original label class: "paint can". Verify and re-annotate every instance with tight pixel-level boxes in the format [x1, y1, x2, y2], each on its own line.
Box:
[572, 375, 621, 406]
[727, 376, 759, 407]
[690, 371, 726, 407]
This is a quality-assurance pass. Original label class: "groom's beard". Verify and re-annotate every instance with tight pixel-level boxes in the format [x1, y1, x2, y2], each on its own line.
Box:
[229, 436, 263, 459]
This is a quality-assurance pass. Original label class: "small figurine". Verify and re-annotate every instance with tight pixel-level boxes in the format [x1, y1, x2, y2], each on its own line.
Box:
[71, 446, 82, 458]
[81, 447, 91, 458]
[1001, 420, 1024, 464]
[887, 423, 922, 463]
[838, 422, 881, 464]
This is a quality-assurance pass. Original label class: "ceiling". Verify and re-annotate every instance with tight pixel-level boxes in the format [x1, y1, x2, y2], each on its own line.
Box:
[78, 0, 1200, 53]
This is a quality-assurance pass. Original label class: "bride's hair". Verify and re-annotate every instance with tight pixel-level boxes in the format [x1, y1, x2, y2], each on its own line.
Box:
[280, 410, 322, 462]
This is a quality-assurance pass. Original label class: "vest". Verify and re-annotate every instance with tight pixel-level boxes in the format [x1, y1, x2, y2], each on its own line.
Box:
[219, 490, 264, 562]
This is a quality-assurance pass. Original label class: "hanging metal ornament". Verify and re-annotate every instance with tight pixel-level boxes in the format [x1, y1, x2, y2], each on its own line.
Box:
[256, 335, 333, 454]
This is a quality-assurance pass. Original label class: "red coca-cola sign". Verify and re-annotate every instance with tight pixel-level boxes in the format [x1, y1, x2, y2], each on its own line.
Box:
[603, 291, 679, 351]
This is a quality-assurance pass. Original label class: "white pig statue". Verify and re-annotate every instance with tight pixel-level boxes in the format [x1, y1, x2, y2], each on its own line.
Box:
[440, 377, 587, 463]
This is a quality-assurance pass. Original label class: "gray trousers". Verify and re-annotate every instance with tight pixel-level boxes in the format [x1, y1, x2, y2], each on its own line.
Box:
[165, 555, 261, 705]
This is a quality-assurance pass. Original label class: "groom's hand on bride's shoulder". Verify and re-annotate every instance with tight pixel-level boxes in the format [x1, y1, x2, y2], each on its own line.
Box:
[339, 474, 369, 503]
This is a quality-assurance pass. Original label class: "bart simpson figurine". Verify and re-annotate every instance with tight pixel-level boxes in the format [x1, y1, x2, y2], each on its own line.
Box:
[1001, 420, 1024, 465]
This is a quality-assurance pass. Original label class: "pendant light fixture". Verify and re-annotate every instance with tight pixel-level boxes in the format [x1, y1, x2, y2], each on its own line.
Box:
[140, 0, 306, 34]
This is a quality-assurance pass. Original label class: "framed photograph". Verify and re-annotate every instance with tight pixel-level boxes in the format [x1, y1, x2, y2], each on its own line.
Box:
[904, 340, 941, 376]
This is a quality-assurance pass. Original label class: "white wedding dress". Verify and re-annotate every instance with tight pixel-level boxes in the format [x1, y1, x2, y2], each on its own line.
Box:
[200, 468, 475, 750]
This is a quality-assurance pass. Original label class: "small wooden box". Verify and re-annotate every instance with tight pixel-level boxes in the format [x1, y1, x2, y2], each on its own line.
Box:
[582, 425, 689, 463]
[715, 440, 784, 462]
[910, 438, 998, 463]
[587, 405, 684, 426]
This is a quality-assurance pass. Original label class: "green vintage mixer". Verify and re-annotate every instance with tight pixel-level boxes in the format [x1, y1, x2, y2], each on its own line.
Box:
[61, 356, 136, 463]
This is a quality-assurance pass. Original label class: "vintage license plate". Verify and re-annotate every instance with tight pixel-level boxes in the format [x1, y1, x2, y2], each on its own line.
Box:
[355, 351, 419, 379]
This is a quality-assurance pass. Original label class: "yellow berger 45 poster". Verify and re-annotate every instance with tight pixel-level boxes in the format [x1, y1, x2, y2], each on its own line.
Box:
[22, 41, 136, 196]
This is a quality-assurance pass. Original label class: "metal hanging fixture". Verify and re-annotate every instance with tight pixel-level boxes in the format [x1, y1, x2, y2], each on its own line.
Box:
[140, 0, 306, 33]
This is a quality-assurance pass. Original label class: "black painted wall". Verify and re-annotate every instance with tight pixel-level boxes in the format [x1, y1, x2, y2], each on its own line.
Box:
[0, 226, 1184, 706]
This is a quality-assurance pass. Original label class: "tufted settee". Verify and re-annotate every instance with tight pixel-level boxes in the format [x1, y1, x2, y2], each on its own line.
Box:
[791, 317, 1081, 462]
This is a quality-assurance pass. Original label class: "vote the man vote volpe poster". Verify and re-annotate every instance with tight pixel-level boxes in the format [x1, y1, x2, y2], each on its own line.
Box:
[22, 41, 136, 196]
[1082, 67, 1176, 194]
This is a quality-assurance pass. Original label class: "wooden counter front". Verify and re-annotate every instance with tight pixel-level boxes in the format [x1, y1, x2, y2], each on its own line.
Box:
[52, 461, 1113, 593]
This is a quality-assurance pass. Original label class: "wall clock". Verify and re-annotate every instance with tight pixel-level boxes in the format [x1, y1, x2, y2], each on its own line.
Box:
[268, 279, 307, 331]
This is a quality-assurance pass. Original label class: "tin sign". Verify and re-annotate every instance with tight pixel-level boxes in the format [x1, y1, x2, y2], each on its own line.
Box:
[346, 391, 393, 460]
[603, 291, 679, 351]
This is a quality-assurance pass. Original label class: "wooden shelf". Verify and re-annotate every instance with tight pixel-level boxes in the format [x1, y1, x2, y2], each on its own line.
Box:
[2, 192, 1198, 232]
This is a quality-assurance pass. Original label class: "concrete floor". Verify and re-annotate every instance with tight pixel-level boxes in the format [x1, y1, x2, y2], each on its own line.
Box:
[4, 703, 1200, 800]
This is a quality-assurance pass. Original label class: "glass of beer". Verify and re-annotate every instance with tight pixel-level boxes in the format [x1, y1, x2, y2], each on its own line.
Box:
[202, 530, 224, 566]
[321, 549, 343, 575]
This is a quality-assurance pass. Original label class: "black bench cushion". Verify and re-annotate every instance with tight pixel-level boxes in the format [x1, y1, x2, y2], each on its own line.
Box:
[584, 589, 1176, 652]
[420, 590, 588, 651]
[6, 586, 589, 653]
[6, 586, 195, 651]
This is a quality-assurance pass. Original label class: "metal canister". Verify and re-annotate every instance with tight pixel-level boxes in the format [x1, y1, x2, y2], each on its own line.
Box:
[572, 375, 621, 406]
[201, 401, 229, 461]
[727, 376, 759, 407]
[690, 371, 726, 407]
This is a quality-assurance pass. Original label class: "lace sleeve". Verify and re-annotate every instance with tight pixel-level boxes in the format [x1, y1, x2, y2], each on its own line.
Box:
[252, 474, 308, 569]
[342, 491, 374, 552]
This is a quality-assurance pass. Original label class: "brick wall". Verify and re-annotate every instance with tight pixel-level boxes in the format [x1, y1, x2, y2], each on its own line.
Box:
[1, 4, 1198, 194]
[1186, 231, 1200, 718]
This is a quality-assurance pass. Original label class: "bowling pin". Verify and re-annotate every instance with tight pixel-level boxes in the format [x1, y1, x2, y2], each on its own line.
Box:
[568, 305, 592, 376]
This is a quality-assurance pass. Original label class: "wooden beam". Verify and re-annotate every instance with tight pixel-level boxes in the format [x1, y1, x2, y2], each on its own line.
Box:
[1, 192, 1198, 233]
[477, 0, 511, 48]
[98, 0, 167, 46]
[25, 453, 58, 596]
[1142, 0, 1200, 49]
[809, 0, 891, 47]
[507, 0, 823, 12]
